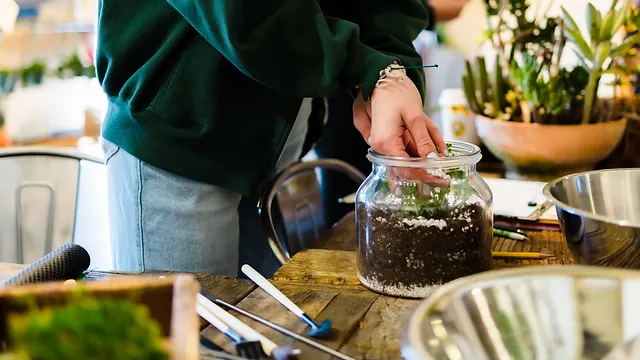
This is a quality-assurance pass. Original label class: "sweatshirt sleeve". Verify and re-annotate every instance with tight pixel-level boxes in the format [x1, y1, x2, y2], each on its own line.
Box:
[164, 0, 399, 99]
[353, 0, 432, 100]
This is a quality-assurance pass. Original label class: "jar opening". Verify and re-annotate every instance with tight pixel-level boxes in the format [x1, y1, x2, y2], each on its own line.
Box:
[366, 141, 482, 169]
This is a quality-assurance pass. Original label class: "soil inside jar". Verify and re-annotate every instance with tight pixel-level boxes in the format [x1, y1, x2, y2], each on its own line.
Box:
[357, 202, 492, 298]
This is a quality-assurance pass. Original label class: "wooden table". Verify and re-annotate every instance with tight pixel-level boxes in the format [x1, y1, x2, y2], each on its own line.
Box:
[0, 213, 573, 359]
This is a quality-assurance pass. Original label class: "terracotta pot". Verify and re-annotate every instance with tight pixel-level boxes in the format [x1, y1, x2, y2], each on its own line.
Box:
[475, 115, 628, 181]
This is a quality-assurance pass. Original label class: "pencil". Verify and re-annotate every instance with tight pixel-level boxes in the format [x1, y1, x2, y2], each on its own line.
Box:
[492, 252, 555, 260]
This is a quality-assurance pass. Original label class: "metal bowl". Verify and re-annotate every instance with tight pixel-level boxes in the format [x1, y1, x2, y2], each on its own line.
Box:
[543, 169, 640, 268]
[402, 266, 640, 360]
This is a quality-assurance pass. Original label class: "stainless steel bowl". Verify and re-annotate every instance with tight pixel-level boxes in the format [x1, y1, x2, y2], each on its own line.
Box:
[543, 169, 640, 268]
[402, 266, 640, 360]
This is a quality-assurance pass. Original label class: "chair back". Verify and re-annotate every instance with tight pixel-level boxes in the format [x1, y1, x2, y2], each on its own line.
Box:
[0, 147, 112, 270]
[259, 159, 365, 265]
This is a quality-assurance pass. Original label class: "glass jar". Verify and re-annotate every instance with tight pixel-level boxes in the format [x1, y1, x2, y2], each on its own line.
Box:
[355, 141, 493, 298]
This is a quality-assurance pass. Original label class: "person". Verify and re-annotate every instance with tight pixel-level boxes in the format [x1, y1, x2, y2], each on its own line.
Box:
[313, 0, 470, 226]
[96, 0, 446, 275]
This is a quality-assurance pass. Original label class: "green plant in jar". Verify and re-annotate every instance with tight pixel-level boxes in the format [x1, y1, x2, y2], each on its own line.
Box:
[355, 141, 493, 299]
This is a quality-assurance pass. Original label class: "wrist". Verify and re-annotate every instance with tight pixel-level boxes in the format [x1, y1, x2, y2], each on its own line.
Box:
[374, 62, 407, 90]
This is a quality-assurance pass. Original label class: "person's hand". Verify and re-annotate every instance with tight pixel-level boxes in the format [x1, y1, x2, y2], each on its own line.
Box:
[354, 91, 435, 158]
[429, 0, 469, 22]
[368, 72, 445, 159]
[353, 70, 449, 194]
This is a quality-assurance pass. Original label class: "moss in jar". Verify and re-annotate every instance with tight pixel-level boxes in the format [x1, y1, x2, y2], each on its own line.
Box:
[357, 165, 493, 298]
[6, 298, 169, 360]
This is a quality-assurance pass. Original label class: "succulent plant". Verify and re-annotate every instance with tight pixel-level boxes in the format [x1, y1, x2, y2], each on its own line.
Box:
[464, 0, 640, 125]
[463, 56, 511, 120]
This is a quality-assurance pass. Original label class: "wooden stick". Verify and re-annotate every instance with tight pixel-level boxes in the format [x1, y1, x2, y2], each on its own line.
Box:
[492, 252, 555, 260]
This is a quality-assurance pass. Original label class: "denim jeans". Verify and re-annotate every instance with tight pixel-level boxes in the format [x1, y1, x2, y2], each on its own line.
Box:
[101, 98, 311, 275]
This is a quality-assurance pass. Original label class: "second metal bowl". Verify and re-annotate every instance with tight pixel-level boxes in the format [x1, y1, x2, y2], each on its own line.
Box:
[543, 169, 640, 268]
[401, 265, 640, 360]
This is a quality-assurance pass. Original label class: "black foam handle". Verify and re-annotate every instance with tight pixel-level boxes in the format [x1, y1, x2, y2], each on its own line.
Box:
[1, 244, 91, 287]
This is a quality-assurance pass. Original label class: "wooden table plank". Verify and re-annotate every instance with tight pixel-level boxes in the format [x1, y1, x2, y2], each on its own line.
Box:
[340, 296, 417, 359]
[271, 249, 361, 288]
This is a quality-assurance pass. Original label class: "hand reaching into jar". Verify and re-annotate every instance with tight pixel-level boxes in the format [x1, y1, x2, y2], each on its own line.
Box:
[352, 63, 449, 193]
[353, 64, 445, 159]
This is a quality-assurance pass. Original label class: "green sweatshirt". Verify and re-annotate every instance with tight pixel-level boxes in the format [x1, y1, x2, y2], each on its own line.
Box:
[97, 0, 430, 197]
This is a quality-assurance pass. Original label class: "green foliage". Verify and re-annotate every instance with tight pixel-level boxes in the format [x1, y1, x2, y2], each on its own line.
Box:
[7, 298, 169, 360]
[463, 0, 640, 124]
[57, 53, 96, 79]
[509, 55, 589, 124]
[19, 62, 46, 87]
[463, 56, 513, 120]
[561, 0, 640, 123]
[373, 149, 477, 218]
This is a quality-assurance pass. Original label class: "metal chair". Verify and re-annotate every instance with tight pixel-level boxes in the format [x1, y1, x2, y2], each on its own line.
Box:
[259, 159, 366, 265]
[0, 147, 113, 270]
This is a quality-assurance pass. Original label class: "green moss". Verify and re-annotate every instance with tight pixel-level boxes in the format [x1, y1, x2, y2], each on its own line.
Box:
[7, 298, 169, 360]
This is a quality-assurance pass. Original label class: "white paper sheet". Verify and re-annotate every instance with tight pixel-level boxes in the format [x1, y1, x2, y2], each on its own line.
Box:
[483, 178, 558, 221]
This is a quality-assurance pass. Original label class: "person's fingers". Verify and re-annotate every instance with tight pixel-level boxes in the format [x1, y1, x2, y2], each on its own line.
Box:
[403, 112, 437, 158]
[402, 131, 420, 157]
[369, 105, 408, 157]
[425, 118, 447, 155]
[353, 96, 372, 143]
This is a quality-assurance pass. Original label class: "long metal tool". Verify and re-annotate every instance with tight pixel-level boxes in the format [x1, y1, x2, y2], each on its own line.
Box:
[241, 265, 331, 337]
[200, 291, 357, 360]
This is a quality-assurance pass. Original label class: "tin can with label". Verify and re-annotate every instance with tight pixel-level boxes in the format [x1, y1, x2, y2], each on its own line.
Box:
[438, 88, 480, 145]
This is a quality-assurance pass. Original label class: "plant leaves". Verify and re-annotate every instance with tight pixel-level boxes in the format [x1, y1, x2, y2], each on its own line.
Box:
[600, 8, 618, 40]
[573, 48, 593, 69]
[603, 66, 628, 76]
[477, 57, 491, 104]
[565, 28, 595, 60]
[594, 42, 611, 70]
[612, 0, 630, 33]
[587, 3, 602, 44]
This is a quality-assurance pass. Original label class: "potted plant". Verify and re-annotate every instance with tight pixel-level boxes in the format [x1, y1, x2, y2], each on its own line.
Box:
[463, 0, 638, 180]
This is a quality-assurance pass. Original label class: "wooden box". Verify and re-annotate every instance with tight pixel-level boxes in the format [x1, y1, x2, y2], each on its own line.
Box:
[0, 275, 200, 360]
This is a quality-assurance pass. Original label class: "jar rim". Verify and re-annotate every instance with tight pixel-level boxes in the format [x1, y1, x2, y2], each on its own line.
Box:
[366, 140, 482, 168]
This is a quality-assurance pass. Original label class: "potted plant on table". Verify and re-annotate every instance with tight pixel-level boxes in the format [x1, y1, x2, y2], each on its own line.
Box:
[463, 0, 639, 180]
